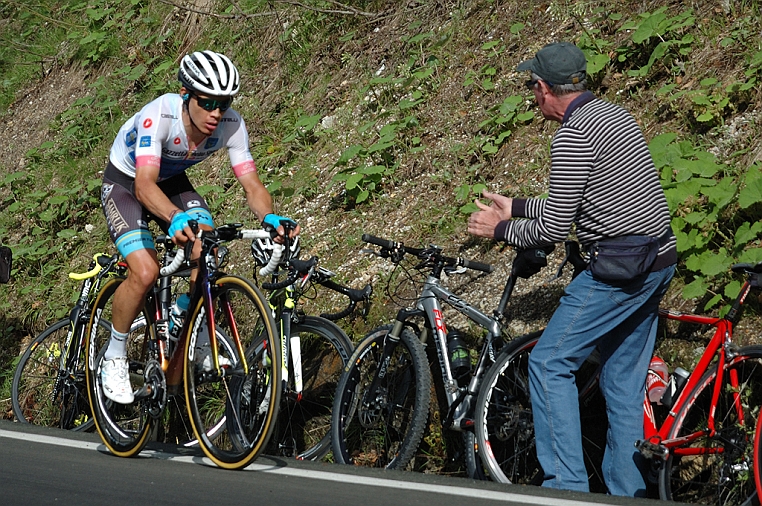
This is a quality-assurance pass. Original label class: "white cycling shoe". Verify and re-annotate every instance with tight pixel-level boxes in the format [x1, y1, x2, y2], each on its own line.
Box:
[100, 357, 135, 404]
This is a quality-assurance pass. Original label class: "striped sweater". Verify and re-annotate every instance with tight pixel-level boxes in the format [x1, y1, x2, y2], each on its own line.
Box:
[495, 91, 677, 263]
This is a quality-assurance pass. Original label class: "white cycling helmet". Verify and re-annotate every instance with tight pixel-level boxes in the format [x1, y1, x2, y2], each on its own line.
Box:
[178, 50, 240, 97]
[251, 236, 301, 267]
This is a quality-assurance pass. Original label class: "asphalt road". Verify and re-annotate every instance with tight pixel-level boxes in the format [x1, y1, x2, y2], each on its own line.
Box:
[0, 419, 673, 506]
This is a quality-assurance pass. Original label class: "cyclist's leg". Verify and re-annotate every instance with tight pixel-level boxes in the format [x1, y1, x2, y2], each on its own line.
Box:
[102, 166, 158, 403]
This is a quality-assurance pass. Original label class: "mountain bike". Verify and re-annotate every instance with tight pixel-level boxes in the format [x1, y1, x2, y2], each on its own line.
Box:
[85, 223, 282, 470]
[475, 255, 762, 506]
[331, 233, 559, 475]
[11, 253, 127, 430]
[251, 232, 372, 460]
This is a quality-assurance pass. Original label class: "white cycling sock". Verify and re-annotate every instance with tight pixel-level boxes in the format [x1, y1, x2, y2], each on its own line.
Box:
[104, 327, 129, 361]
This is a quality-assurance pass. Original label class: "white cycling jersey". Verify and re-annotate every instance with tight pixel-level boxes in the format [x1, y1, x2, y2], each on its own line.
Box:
[109, 93, 256, 181]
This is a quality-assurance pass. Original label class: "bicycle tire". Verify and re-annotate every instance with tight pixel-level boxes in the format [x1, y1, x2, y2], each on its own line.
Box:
[265, 315, 353, 461]
[659, 345, 762, 506]
[331, 324, 431, 469]
[474, 331, 605, 487]
[12, 318, 103, 431]
[85, 277, 155, 456]
[184, 275, 281, 470]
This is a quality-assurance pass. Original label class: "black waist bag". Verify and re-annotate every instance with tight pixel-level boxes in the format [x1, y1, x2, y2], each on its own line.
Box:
[589, 235, 660, 283]
[0, 245, 11, 284]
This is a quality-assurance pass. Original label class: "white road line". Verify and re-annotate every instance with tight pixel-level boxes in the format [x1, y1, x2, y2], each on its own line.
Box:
[0, 429, 616, 506]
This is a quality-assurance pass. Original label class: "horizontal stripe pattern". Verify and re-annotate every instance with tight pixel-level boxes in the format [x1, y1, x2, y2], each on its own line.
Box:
[502, 96, 675, 257]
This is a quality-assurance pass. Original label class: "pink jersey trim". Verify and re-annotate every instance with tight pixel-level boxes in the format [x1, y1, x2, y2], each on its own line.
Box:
[233, 160, 257, 178]
[136, 155, 161, 168]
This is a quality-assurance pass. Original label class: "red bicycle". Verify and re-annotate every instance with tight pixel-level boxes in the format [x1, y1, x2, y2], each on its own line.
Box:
[475, 249, 762, 505]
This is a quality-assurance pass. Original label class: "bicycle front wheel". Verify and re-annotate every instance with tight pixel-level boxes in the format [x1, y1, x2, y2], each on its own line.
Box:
[659, 345, 762, 506]
[85, 277, 154, 457]
[184, 275, 280, 470]
[474, 332, 542, 484]
[12, 318, 95, 431]
[266, 316, 353, 461]
[331, 324, 430, 469]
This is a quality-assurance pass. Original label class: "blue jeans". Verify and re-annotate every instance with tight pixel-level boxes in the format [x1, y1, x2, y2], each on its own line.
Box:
[528, 265, 674, 496]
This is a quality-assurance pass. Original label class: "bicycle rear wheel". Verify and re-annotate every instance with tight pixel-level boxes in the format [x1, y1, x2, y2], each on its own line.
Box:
[266, 316, 353, 461]
[184, 275, 280, 470]
[331, 324, 430, 469]
[85, 277, 154, 456]
[12, 318, 96, 431]
[659, 345, 762, 506]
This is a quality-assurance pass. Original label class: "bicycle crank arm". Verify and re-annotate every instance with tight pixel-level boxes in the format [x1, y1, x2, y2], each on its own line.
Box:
[636, 439, 669, 460]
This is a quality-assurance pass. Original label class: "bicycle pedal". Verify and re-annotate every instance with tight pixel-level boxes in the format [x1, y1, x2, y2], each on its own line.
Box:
[636, 439, 668, 460]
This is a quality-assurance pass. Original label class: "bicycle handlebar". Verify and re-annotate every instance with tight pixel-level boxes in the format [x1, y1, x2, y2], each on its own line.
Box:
[158, 226, 282, 277]
[361, 233, 493, 274]
[68, 253, 117, 281]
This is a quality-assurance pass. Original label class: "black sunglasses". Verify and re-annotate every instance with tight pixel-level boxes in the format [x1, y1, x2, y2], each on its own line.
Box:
[525, 78, 553, 89]
[192, 94, 232, 112]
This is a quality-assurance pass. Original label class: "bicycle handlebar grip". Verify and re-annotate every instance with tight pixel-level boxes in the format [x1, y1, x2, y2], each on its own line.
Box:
[69, 253, 109, 280]
[261, 267, 298, 290]
[461, 258, 493, 273]
[160, 248, 186, 277]
[258, 243, 284, 277]
[362, 233, 396, 250]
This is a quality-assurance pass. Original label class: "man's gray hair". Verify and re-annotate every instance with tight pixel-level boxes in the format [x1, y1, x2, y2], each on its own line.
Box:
[532, 72, 587, 95]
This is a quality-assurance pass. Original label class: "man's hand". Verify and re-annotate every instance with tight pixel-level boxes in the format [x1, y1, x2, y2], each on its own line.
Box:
[467, 190, 512, 239]
[168, 211, 195, 245]
[262, 213, 300, 242]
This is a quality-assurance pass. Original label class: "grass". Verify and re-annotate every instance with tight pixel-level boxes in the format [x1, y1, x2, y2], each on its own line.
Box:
[2, 0, 762, 473]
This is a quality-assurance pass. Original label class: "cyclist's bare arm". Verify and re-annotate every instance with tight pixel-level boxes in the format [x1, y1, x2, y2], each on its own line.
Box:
[134, 162, 197, 243]
[237, 170, 300, 239]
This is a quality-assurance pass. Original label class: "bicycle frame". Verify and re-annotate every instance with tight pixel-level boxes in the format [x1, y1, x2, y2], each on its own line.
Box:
[641, 279, 753, 460]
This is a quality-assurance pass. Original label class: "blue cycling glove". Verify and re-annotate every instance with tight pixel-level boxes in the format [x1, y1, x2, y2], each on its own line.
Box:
[262, 213, 297, 231]
[168, 211, 193, 238]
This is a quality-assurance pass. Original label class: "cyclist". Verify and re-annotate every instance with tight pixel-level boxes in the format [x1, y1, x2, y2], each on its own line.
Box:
[468, 42, 676, 496]
[100, 50, 299, 404]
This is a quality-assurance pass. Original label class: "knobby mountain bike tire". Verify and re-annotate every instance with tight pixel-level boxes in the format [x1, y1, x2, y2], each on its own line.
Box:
[659, 345, 762, 506]
[85, 277, 155, 457]
[331, 324, 430, 469]
[184, 275, 281, 470]
[265, 315, 353, 461]
[12, 317, 105, 431]
[474, 331, 606, 489]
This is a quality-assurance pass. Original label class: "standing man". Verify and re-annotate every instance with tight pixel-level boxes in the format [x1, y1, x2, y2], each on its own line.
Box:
[101, 50, 299, 404]
[468, 42, 676, 496]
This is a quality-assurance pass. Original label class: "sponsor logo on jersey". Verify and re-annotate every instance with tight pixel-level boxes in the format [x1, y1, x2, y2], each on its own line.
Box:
[220, 117, 239, 123]
[137, 220, 148, 229]
[143, 118, 153, 129]
[161, 113, 177, 119]
[139, 136, 151, 147]
[162, 148, 187, 157]
[174, 137, 181, 145]
[204, 138, 219, 149]
[187, 200, 202, 208]
[125, 129, 137, 147]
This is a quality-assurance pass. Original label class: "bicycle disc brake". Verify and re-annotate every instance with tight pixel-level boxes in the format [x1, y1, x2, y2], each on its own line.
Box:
[359, 387, 388, 428]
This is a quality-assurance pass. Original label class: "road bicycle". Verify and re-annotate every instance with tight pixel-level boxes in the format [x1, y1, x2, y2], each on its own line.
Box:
[331, 233, 557, 475]
[251, 232, 372, 460]
[85, 223, 283, 469]
[475, 253, 762, 505]
[11, 253, 127, 430]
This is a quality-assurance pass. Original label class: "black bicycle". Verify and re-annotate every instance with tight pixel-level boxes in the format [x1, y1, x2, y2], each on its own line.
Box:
[251, 230, 372, 460]
[11, 253, 129, 430]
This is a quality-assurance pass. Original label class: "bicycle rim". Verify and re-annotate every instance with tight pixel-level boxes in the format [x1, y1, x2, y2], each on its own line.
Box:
[12, 318, 94, 431]
[266, 316, 352, 461]
[85, 277, 153, 456]
[475, 332, 542, 484]
[184, 275, 280, 469]
[331, 324, 430, 469]
[660, 346, 762, 506]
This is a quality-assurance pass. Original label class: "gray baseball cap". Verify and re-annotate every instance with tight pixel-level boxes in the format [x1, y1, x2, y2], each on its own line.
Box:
[517, 42, 587, 85]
